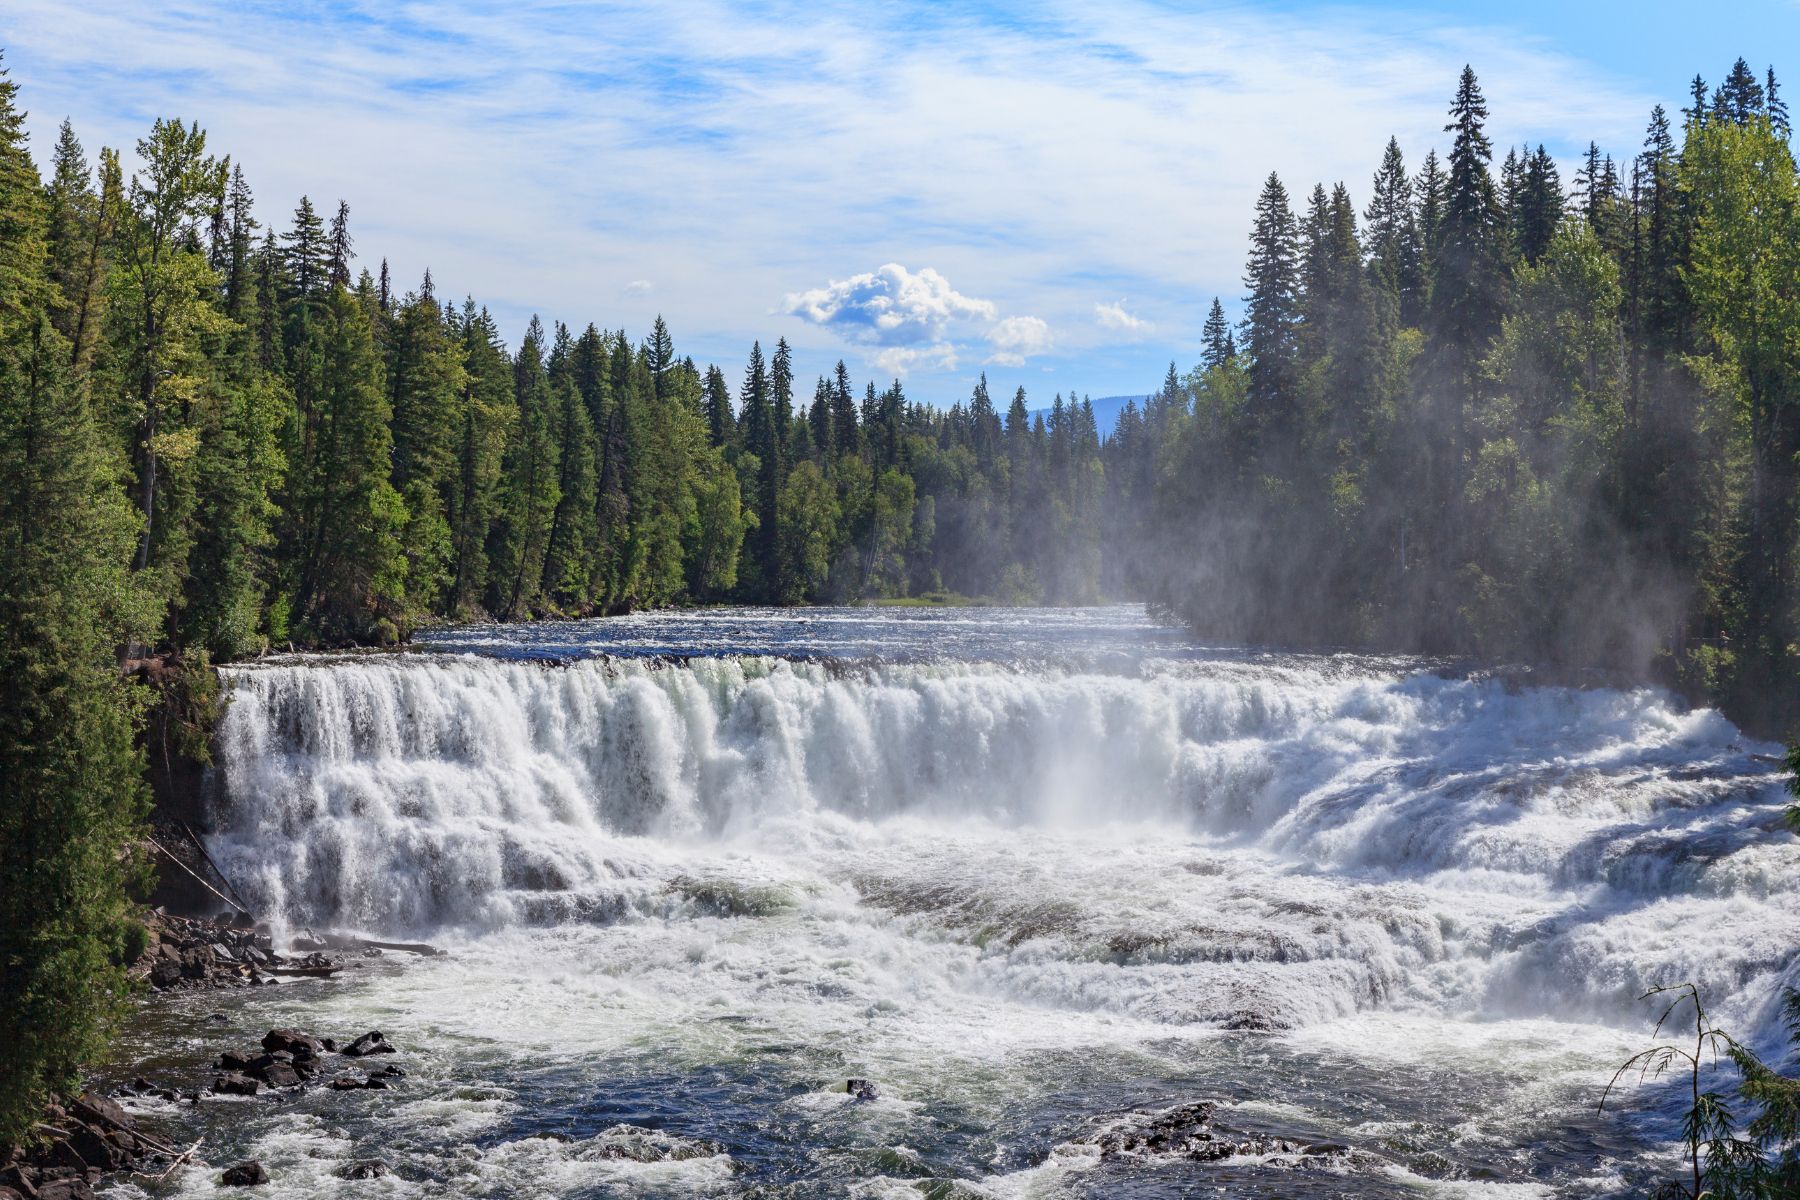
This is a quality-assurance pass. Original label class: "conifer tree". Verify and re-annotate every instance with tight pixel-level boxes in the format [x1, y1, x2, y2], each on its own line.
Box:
[808, 374, 834, 461]
[1201, 298, 1234, 369]
[283, 195, 328, 301]
[701, 362, 733, 447]
[831, 359, 858, 456]
[1241, 171, 1301, 456]
[327, 200, 352, 289]
[1365, 137, 1424, 324]
[446, 303, 512, 616]
[488, 317, 560, 618]
[286, 287, 406, 637]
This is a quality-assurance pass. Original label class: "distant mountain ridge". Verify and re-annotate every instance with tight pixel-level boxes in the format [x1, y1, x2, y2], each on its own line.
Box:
[1028, 394, 1145, 439]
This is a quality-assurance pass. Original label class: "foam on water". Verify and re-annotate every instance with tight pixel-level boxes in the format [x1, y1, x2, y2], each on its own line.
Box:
[189, 609, 1800, 1196]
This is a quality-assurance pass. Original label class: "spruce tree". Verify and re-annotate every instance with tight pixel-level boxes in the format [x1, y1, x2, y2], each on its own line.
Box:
[808, 375, 834, 461]
[1241, 171, 1301, 456]
[831, 359, 858, 456]
[1365, 137, 1424, 325]
[701, 362, 733, 447]
[489, 317, 561, 618]
[1201, 297, 1234, 369]
[327, 200, 352, 289]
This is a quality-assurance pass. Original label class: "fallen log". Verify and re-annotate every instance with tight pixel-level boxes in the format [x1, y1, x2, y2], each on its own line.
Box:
[260, 965, 340, 979]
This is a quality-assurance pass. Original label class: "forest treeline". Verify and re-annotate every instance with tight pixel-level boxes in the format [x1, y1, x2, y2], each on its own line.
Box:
[1123, 59, 1800, 736]
[4, 48, 1800, 1136]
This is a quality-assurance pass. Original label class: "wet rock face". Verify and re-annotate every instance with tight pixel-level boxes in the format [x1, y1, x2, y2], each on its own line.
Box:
[130, 912, 342, 991]
[0, 1092, 165, 1200]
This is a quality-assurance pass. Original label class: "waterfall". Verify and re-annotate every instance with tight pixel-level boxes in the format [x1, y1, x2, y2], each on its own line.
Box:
[209, 651, 1800, 1038]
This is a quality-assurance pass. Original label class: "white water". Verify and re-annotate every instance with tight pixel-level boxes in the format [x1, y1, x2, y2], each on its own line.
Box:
[189, 614, 1800, 1196]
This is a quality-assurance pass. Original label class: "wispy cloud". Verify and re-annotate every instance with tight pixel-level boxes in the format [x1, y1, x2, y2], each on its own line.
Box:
[1094, 300, 1149, 335]
[986, 315, 1052, 368]
[1, 0, 1656, 398]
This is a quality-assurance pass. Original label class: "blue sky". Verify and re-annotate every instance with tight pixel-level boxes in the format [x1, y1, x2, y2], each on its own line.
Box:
[3, 1, 1788, 407]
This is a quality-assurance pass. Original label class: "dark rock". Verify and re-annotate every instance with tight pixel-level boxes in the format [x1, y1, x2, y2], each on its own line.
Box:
[371, 1064, 406, 1078]
[157, 1090, 179, 1102]
[362, 1076, 390, 1090]
[1076, 1102, 1309, 1163]
[219, 1160, 268, 1186]
[149, 960, 183, 989]
[217, 1049, 256, 1071]
[34, 1181, 98, 1200]
[341, 1031, 394, 1057]
[1301, 1142, 1350, 1156]
[207, 1012, 229, 1023]
[68, 1127, 123, 1171]
[180, 949, 211, 980]
[337, 1160, 389, 1179]
[319, 1037, 338, 1052]
[70, 1092, 129, 1131]
[256, 1063, 301, 1088]
[211, 1072, 261, 1096]
[131, 1077, 154, 1094]
[326, 1076, 366, 1091]
[262, 1028, 324, 1057]
[845, 1078, 879, 1102]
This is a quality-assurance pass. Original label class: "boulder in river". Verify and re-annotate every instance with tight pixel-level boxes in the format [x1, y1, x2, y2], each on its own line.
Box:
[1072, 1101, 1366, 1166]
[341, 1031, 395, 1057]
[338, 1160, 389, 1179]
[262, 1028, 325, 1056]
[210, 1072, 260, 1096]
[219, 1160, 269, 1186]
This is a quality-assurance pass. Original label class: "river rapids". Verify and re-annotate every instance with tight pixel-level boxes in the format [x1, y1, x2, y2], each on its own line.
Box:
[114, 606, 1800, 1198]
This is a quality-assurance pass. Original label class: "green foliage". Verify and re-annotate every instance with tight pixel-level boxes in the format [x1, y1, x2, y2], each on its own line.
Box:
[1604, 984, 1800, 1198]
[0, 58, 147, 1135]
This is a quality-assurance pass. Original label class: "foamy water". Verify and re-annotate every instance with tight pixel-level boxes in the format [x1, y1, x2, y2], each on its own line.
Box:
[143, 607, 1799, 1197]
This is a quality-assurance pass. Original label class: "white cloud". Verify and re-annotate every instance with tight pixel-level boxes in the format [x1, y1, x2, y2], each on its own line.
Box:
[1095, 300, 1149, 334]
[786, 264, 1050, 373]
[985, 315, 1052, 367]
[784, 263, 995, 346]
[872, 343, 959, 377]
[624, 279, 654, 295]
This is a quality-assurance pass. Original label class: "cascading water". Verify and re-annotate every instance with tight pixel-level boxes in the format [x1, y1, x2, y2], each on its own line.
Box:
[180, 607, 1798, 1198]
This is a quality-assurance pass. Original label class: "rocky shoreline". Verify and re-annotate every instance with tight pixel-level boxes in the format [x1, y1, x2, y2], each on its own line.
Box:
[129, 910, 348, 992]
[3, 1022, 416, 1197]
[0, 908, 428, 1197]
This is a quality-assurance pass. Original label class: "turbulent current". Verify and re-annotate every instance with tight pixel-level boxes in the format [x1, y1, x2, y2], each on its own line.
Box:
[130, 607, 1800, 1197]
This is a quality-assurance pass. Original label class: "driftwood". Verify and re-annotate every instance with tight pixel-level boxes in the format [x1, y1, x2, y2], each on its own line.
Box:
[143, 837, 252, 918]
[138, 1137, 204, 1183]
[291, 933, 442, 957]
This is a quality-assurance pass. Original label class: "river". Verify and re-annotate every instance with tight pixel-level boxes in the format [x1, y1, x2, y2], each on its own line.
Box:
[111, 605, 1800, 1197]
